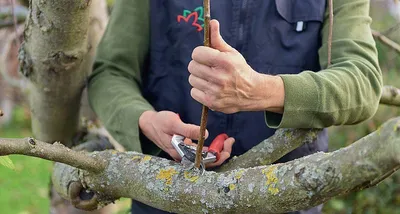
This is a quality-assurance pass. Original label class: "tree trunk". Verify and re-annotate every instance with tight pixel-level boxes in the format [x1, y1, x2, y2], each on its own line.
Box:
[19, 0, 90, 147]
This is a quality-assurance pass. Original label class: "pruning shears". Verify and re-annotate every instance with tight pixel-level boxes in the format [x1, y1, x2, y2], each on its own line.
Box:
[171, 133, 228, 170]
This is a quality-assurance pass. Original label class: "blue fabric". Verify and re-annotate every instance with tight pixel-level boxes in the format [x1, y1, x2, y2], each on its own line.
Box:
[135, 0, 328, 213]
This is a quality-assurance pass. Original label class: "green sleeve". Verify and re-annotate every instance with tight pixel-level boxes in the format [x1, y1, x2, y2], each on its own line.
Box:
[266, 0, 383, 128]
[87, 0, 155, 152]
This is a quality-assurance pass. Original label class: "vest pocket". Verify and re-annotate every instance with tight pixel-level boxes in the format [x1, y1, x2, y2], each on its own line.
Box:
[275, 0, 326, 25]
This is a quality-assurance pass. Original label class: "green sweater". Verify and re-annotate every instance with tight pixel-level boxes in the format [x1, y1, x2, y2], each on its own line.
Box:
[88, 0, 382, 152]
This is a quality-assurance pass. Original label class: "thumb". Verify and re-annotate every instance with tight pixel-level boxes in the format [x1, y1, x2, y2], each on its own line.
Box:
[210, 19, 234, 52]
[174, 121, 209, 140]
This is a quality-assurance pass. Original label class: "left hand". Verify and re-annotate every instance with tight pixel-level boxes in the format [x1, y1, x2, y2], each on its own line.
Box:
[188, 19, 284, 114]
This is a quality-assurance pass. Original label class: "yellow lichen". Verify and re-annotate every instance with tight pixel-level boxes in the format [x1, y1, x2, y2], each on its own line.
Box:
[111, 150, 118, 154]
[262, 166, 279, 195]
[131, 156, 141, 161]
[184, 171, 199, 182]
[156, 168, 178, 185]
[229, 183, 236, 191]
[268, 187, 279, 195]
[141, 155, 152, 162]
[235, 170, 245, 180]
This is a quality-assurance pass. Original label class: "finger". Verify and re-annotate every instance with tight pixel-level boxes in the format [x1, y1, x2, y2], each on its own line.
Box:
[183, 138, 195, 146]
[189, 74, 219, 93]
[206, 151, 230, 168]
[223, 137, 235, 154]
[191, 46, 221, 67]
[210, 19, 235, 53]
[191, 87, 209, 107]
[167, 149, 182, 162]
[173, 120, 209, 140]
[188, 60, 221, 83]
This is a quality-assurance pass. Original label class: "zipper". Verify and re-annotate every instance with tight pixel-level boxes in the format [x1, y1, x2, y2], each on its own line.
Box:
[236, 0, 248, 52]
[226, 0, 249, 133]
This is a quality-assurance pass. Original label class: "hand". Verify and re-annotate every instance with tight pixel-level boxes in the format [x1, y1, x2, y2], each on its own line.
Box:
[183, 136, 235, 169]
[188, 19, 285, 114]
[139, 110, 209, 161]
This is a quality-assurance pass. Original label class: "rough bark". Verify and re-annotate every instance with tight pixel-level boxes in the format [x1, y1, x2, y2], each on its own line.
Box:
[48, 117, 400, 213]
[19, 0, 91, 147]
[217, 129, 320, 171]
[1, 117, 399, 213]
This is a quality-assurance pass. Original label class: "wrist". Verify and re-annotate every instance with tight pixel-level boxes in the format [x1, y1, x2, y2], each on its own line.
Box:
[250, 73, 284, 113]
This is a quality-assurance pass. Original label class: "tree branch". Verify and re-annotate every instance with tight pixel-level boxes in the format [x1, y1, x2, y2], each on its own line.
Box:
[0, 117, 395, 213]
[0, 137, 106, 173]
[217, 128, 320, 171]
[47, 117, 400, 213]
[372, 29, 400, 54]
[380, 85, 400, 106]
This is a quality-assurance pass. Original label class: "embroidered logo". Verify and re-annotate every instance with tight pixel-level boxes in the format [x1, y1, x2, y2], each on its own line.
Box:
[177, 6, 205, 32]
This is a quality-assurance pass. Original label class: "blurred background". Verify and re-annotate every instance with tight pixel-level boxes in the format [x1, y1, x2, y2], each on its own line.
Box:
[0, 0, 399, 213]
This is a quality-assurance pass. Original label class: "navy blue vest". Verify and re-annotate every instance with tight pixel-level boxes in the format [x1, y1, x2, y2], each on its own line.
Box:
[135, 0, 328, 213]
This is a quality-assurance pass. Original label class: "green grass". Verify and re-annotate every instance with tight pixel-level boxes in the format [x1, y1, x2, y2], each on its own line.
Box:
[0, 107, 52, 214]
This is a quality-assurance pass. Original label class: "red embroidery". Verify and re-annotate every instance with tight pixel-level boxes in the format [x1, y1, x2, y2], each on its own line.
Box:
[177, 12, 203, 32]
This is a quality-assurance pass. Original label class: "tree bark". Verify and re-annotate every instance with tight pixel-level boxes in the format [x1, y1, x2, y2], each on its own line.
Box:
[19, 0, 91, 147]
[1, 117, 399, 213]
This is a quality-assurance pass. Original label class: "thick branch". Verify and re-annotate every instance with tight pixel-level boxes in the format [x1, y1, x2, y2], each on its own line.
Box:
[380, 85, 400, 106]
[0, 137, 106, 172]
[372, 29, 400, 54]
[48, 117, 400, 213]
[217, 128, 320, 171]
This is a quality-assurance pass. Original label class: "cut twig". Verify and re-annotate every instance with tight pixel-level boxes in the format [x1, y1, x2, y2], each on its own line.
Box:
[195, 0, 211, 169]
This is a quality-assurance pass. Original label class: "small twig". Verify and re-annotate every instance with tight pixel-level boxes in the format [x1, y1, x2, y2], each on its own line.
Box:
[372, 30, 400, 55]
[380, 85, 400, 107]
[0, 138, 106, 172]
[195, 0, 211, 169]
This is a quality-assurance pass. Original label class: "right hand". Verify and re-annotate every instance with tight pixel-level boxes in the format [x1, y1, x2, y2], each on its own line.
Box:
[138, 110, 209, 161]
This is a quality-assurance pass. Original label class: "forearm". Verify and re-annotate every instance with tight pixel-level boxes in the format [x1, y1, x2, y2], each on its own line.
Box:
[265, 0, 382, 128]
[87, 0, 152, 151]
[88, 71, 154, 152]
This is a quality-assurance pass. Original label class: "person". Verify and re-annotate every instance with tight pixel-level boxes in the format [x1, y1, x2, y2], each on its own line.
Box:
[87, 0, 382, 213]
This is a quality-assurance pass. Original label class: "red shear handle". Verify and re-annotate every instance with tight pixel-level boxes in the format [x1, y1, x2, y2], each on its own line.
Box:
[208, 133, 228, 161]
